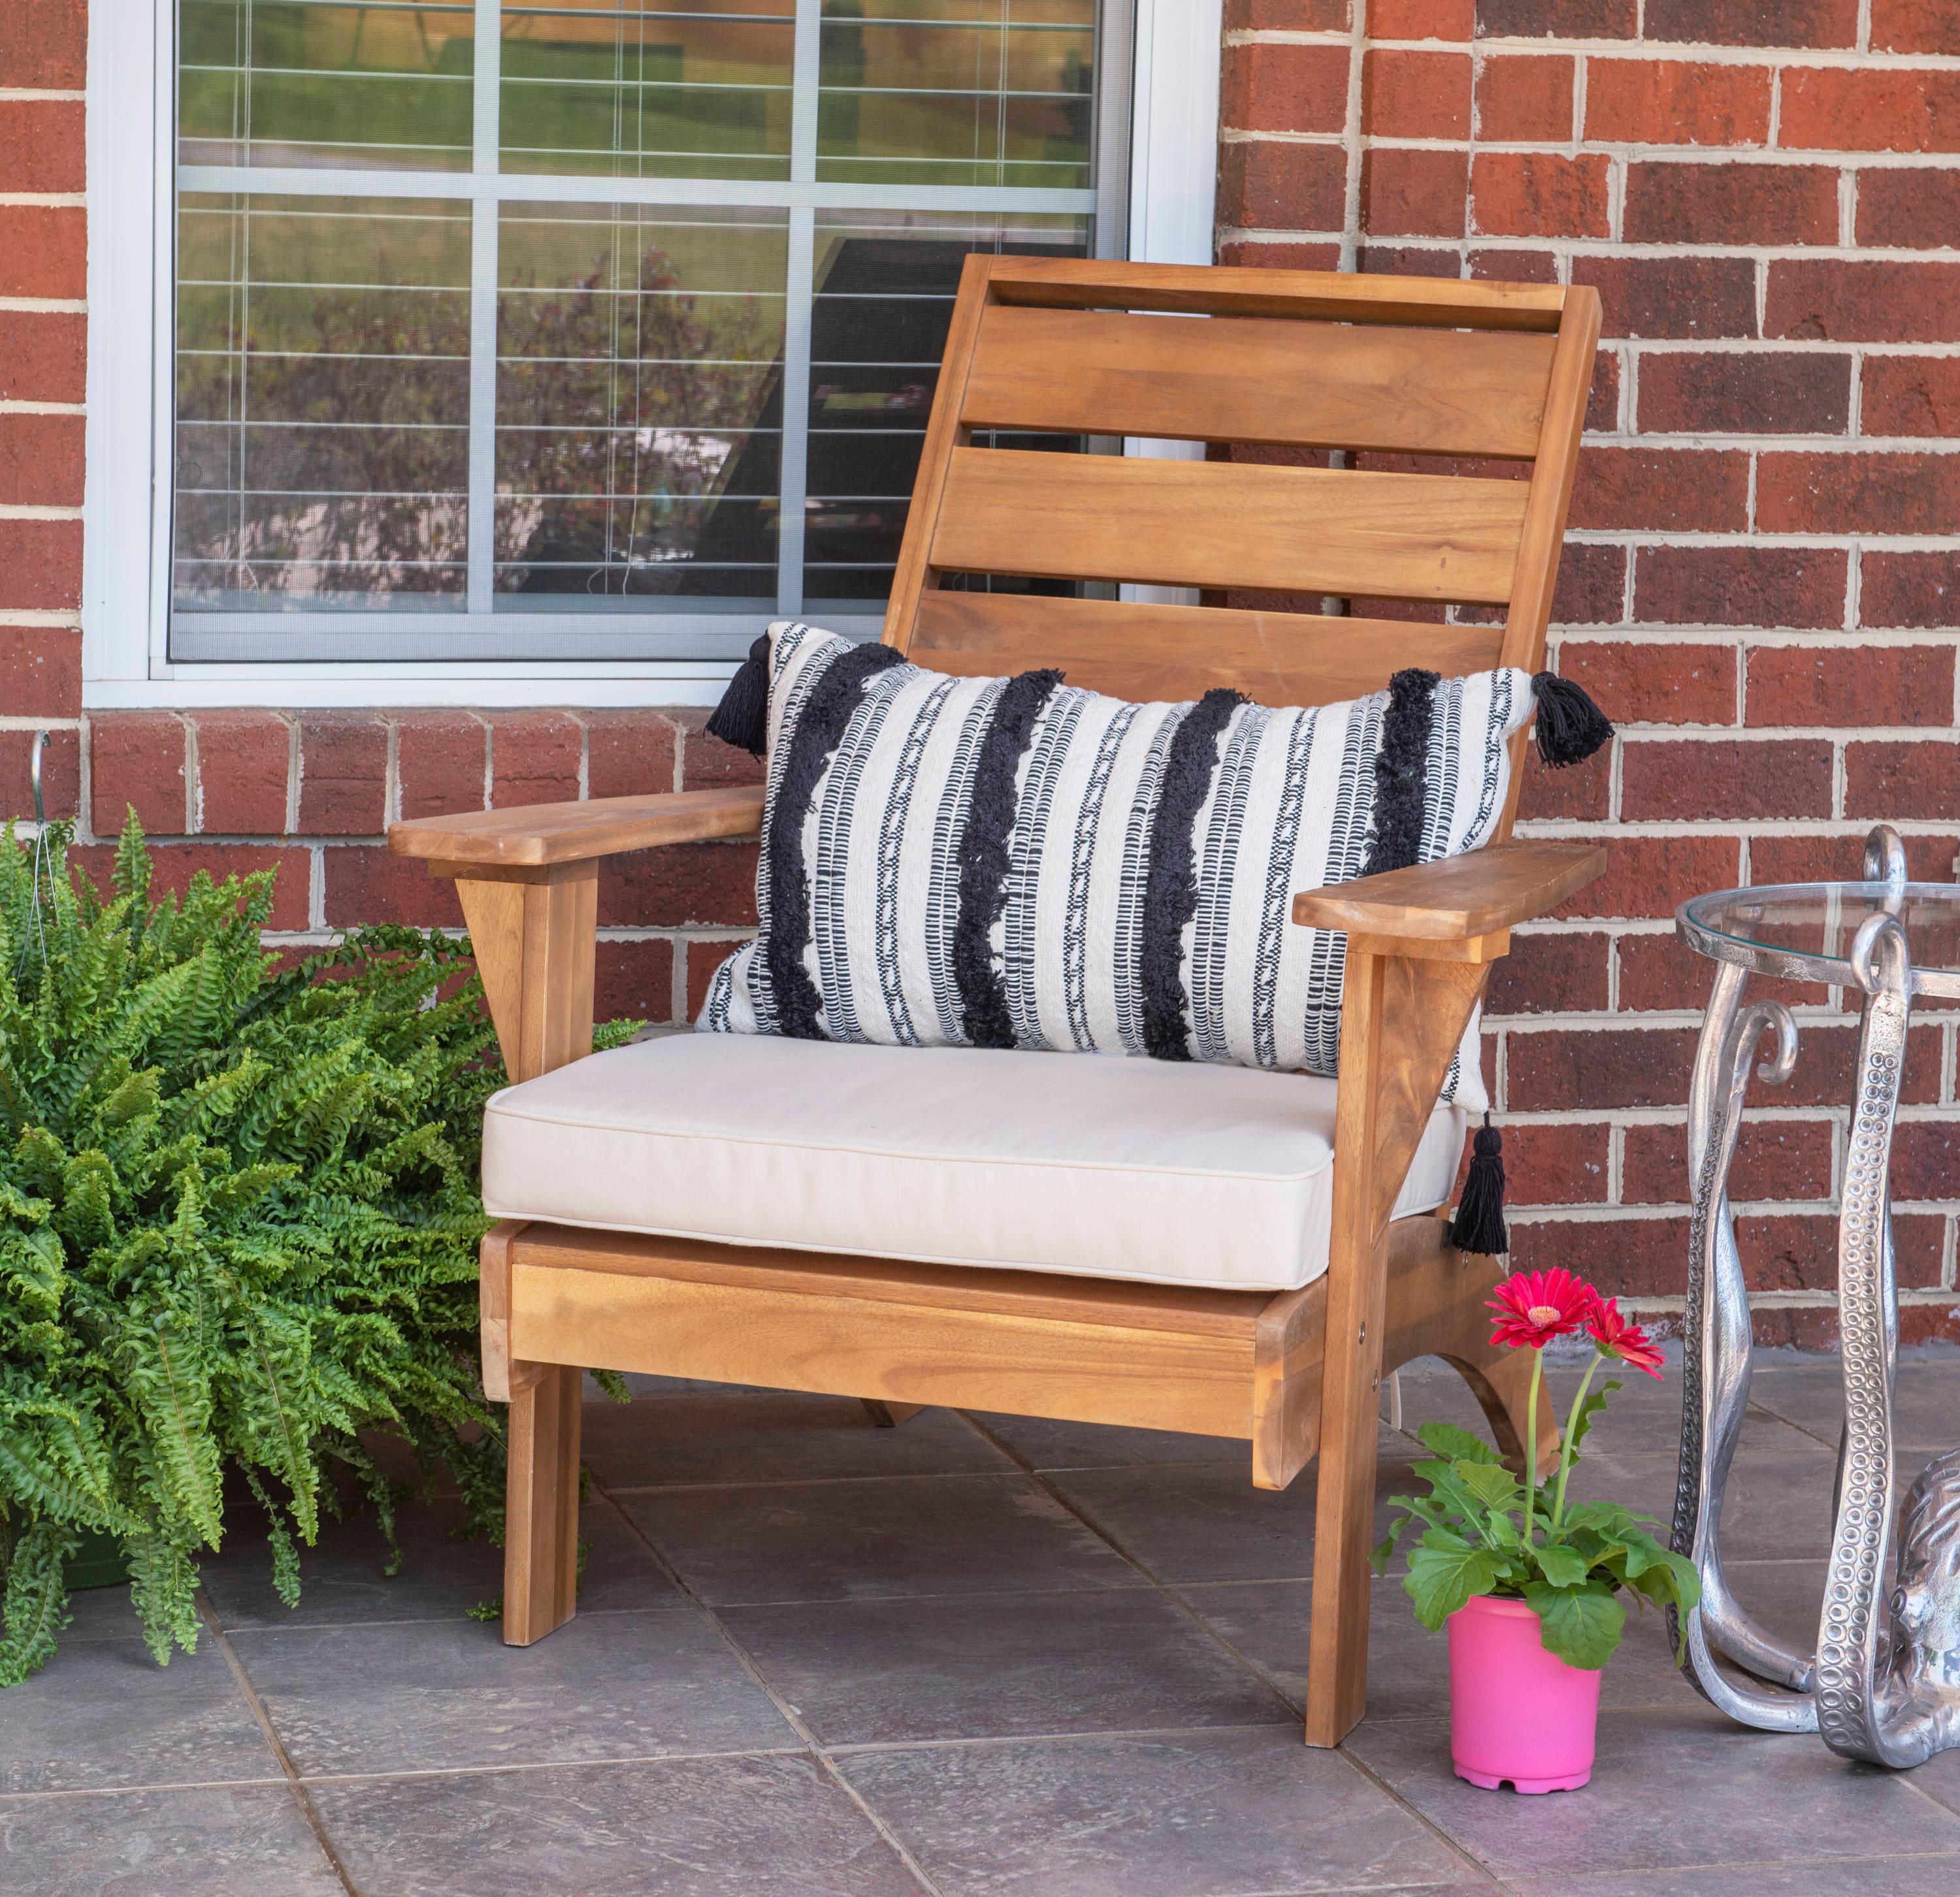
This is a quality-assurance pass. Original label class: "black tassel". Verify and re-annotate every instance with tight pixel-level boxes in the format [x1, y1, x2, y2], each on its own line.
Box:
[706, 633, 773, 757]
[1449, 1115, 1509, 1257]
[1530, 671, 1613, 769]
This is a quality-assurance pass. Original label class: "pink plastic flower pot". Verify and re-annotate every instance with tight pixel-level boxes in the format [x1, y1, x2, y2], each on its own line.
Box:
[1447, 1594, 1602, 1793]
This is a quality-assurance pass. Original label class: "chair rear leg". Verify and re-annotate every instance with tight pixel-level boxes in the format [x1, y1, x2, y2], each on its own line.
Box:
[503, 1363, 581, 1646]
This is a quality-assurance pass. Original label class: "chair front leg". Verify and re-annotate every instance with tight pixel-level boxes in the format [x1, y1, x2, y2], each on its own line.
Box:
[446, 865, 598, 1649]
[1305, 946, 1488, 1748]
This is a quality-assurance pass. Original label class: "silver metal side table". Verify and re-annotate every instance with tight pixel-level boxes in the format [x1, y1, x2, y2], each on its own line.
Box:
[1670, 823, 1960, 1767]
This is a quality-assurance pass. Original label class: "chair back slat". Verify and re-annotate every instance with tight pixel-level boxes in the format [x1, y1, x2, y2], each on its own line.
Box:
[881, 257, 1602, 847]
[962, 305, 1556, 459]
[932, 448, 1529, 605]
[909, 592, 1507, 706]
[981, 256, 1571, 331]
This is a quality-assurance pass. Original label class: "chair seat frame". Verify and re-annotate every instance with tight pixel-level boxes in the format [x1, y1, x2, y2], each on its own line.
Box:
[391, 257, 1605, 1747]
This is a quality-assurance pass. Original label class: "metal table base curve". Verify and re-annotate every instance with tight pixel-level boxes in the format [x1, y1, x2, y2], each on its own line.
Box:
[1671, 827, 1960, 1766]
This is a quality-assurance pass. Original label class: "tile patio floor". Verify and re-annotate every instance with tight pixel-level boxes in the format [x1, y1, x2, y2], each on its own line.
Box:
[8, 1353, 1960, 1896]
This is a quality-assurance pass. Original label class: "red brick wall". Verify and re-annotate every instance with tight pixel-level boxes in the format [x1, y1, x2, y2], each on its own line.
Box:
[1223, 1, 1960, 1344]
[0, 1, 86, 813]
[78, 708, 764, 1023]
[8, 1, 1959, 1345]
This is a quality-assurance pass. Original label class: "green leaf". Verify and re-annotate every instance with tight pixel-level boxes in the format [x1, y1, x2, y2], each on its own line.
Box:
[1416, 1421, 1501, 1466]
[1404, 1532, 1505, 1632]
[1561, 1499, 1662, 1536]
[1625, 1545, 1701, 1614]
[1524, 1580, 1626, 1671]
[1533, 1542, 1591, 1589]
[1456, 1460, 1523, 1512]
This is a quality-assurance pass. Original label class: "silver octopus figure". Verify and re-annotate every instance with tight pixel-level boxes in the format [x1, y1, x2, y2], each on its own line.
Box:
[1670, 825, 1960, 1767]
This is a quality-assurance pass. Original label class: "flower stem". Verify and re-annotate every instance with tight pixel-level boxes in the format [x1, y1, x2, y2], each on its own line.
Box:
[1523, 1348, 1542, 1547]
[1552, 1350, 1604, 1529]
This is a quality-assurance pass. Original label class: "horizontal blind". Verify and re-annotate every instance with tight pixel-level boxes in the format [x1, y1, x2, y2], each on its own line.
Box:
[169, 0, 1120, 665]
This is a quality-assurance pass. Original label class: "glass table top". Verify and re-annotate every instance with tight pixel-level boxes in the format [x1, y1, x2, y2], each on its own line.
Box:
[1678, 882, 1960, 995]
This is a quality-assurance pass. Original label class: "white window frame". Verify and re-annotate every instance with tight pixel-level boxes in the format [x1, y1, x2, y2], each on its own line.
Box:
[84, 1, 1220, 710]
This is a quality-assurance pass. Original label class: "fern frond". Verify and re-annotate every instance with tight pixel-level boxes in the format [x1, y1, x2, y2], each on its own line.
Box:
[0, 821, 516, 1681]
[0, 1517, 74, 1687]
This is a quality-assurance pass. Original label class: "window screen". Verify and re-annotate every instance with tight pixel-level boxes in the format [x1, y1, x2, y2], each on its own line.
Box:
[170, 1, 1124, 663]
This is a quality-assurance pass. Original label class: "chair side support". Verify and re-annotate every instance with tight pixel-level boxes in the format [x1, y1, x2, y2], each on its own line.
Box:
[432, 852, 604, 1647]
[1296, 840, 1605, 1747]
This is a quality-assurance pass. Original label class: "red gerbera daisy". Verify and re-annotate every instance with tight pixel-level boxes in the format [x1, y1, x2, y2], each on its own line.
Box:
[1487, 1268, 1600, 1351]
[1587, 1296, 1665, 1377]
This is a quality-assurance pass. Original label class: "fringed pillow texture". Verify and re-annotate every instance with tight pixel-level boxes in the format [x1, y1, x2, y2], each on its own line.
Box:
[698, 623, 1609, 1115]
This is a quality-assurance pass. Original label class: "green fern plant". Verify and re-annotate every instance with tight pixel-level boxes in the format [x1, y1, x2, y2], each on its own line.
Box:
[0, 814, 512, 1682]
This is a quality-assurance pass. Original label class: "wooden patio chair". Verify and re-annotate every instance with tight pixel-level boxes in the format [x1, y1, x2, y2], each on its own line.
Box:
[389, 257, 1606, 1748]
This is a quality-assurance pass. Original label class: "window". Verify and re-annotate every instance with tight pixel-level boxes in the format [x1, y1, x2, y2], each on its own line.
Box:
[164, 1, 1130, 665]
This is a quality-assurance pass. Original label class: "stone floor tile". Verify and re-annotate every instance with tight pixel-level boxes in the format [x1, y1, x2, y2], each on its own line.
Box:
[966, 1412, 1249, 1472]
[233, 1609, 796, 1775]
[0, 1637, 281, 1794]
[55, 1583, 153, 1645]
[1887, 1724, 1960, 1821]
[838, 1724, 1486, 1897]
[1348, 1702, 1960, 1878]
[1045, 1433, 1422, 1586]
[0, 1784, 344, 1895]
[306, 1753, 926, 1897]
[199, 1496, 683, 1631]
[587, 1385, 1011, 1489]
[1514, 1862, 1960, 1897]
[724, 1588, 1292, 1746]
[619, 1472, 1143, 1607]
[1750, 1355, 1960, 1453]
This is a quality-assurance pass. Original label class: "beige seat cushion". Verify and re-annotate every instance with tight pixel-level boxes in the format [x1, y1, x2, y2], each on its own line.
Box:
[483, 1033, 1465, 1295]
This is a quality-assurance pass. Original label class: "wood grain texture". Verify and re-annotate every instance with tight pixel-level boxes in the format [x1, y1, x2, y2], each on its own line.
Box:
[1499, 284, 1603, 680]
[512, 1225, 1266, 1338]
[982, 256, 1569, 332]
[455, 864, 596, 1084]
[1250, 1278, 1326, 1493]
[479, 1221, 527, 1405]
[1304, 944, 1488, 1748]
[503, 1363, 581, 1646]
[1293, 840, 1607, 941]
[883, 249, 996, 649]
[930, 448, 1529, 604]
[1495, 285, 1604, 835]
[508, 1231, 1258, 1441]
[1252, 1216, 1560, 1493]
[907, 590, 1505, 706]
[962, 305, 1555, 458]
[390, 785, 764, 868]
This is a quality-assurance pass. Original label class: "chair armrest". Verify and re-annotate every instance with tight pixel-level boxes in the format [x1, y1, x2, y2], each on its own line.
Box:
[1292, 839, 1605, 944]
[388, 785, 766, 870]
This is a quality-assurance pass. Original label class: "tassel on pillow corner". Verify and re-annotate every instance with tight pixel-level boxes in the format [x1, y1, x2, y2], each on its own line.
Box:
[1448, 1113, 1509, 1258]
[1529, 670, 1614, 770]
[706, 631, 774, 758]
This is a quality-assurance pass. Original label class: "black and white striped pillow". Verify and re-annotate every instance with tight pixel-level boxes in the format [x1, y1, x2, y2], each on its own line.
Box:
[698, 622, 1539, 1110]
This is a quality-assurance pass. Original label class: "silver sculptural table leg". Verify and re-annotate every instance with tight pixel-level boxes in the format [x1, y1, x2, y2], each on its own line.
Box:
[1669, 962, 1818, 1731]
[1672, 825, 1960, 1764]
